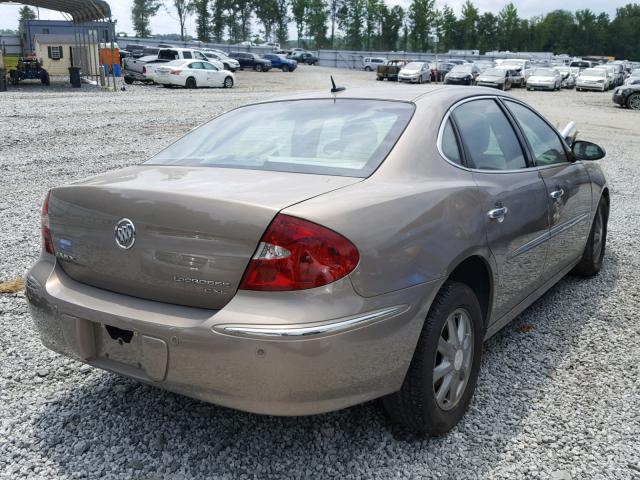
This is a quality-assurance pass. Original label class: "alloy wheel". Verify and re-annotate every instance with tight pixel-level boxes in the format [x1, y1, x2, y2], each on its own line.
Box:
[433, 308, 474, 411]
[592, 207, 605, 259]
[628, 94, 640, 110]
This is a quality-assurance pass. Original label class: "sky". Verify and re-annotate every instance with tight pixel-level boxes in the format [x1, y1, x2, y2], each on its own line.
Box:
[0, 0, 631, 38]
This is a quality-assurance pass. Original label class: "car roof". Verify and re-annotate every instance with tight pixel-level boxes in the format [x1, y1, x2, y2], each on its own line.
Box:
[262, 86, 514, 106]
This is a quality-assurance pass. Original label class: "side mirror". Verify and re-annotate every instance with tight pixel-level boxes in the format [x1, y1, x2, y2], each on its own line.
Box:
[572, 140, 606, 161]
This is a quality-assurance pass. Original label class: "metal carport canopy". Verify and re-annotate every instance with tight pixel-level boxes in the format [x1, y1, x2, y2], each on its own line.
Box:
[0, 0, 111, 22]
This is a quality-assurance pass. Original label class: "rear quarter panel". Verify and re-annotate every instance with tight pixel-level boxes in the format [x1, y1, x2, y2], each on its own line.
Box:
[284, 94, 494, 298]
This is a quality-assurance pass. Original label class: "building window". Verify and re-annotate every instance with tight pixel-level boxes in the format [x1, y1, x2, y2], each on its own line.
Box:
[42, 28, 50, 34]
[48, 46, 63, 60]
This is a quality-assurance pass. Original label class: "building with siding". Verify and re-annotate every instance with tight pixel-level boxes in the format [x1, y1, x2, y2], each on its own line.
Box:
[20, 20, 114, 54]
[33, 34, 99, 75]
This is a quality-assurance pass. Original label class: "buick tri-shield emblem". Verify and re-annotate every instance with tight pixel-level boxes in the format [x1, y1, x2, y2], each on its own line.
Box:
[114, 218, 136, 250]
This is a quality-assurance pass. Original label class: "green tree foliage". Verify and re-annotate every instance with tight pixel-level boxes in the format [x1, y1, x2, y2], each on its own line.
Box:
[307, 0, 329, 47]
[408, 0, 436, 52]
[609, 4, 640, 59]
[379, 4, 403, 51]
[131, 0, 162, 38]
[194, 0, 210, 41]
[291, 0, 309, 46]
[458, 0, 479, 49]
[438, 5, 458, 52]
[254, 0, 279, 41]
[477, 12, 498, 53]
[19, 6, 37, 22]
[337, 0, 365, 49]
[173, 0, 196, 41]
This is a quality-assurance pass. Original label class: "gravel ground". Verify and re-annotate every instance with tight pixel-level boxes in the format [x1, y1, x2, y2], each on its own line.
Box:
[1, 66, 639, 479]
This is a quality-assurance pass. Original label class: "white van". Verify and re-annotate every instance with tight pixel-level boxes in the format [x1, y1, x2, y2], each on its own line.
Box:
[363, 57, 387, 71]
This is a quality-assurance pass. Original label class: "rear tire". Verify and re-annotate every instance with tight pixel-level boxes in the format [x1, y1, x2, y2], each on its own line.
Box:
[185, 77, 197, 89]
[382, 281, 483, 435]
[124, 76, 134, 85]
[40, 71, 50, 86]
[572, 196, 609, 276]
[365, 66, 372, 71]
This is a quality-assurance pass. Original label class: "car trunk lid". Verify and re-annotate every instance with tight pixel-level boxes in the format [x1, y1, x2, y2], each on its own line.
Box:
[48, 166, 360, 310]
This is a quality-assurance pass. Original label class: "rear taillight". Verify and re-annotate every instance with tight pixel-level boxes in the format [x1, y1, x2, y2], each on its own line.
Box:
[171, 69, 182, 75]
[142, 66, 147, 74]
[239, 214, 359, 291]
[41, 191, 54, 254]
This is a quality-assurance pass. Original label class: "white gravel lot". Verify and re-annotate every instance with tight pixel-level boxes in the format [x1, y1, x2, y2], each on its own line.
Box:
[1, 66, 639, 480]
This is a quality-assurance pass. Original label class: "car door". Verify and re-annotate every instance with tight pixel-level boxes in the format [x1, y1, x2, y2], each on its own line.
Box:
[450, 98, 550, 319]
[202, 61, 223, 86]
[503, 99, 593, 280]
[188, 62, 207, 84]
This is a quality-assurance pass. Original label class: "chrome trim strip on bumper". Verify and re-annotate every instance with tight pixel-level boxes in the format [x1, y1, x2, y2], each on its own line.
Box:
[213, 305, 409, 339]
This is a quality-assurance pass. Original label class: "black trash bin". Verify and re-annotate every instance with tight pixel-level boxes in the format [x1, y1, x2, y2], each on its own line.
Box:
[0, 69, 7, 92]
[68, 66, 81, 88]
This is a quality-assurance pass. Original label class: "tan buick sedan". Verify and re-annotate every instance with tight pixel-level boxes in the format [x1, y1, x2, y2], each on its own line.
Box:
[26, 87, 609, 435]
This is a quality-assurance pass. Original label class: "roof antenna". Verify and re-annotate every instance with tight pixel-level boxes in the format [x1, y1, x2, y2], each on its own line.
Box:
[330, 76, 345, 93]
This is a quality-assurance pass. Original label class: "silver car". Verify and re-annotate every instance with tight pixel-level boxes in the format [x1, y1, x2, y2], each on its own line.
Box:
[26, 87, 609, 435]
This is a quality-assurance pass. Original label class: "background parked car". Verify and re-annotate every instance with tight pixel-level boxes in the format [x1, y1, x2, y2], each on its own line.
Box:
[398, 61, 431, 83]
[228, 52, 272, 72]
[593, 65, 618, 90]
[154, 60, 234, 89]
[362, 57, 387, 71]
[577, 68, 609, 91]
[444, 64, 480, 85]
[431, 62, 455, 82]
[473, 60, 495, 73]
[376, 59, 410, 81]
[262, 54, 297, 72]
[556, 66, 577, 89]
[290, 51, 318, 65]
[625, 69, 640, 86]
[144, 48, 212, 83]
[613, 83, 640, 109]
[570, 60, 594, 71]
[202, 50, 240, 72]
[495, 58, 531, 86]
[475, 68, 513, 90]
[526, 68, 562, 91]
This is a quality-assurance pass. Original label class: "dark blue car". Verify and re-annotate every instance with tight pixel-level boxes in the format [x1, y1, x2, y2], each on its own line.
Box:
[262, 54, 297, 72]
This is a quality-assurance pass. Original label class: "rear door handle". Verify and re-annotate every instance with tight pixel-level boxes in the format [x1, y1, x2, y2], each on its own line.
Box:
[488, 206, 508, 222]
[550, 188, 564, 200]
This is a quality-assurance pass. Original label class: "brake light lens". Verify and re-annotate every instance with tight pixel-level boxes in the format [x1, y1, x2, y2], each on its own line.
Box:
[142, 66, 146, 74]
[239, 214, 359, 291]
[171, 69, 182, 75]
[41, 192, 54, 254]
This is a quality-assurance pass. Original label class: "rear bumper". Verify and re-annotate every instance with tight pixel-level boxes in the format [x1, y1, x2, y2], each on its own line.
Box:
[26, 256, 438, 416]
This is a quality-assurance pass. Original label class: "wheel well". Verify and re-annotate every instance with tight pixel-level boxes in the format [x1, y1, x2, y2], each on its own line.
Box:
[601, 188, 610, 208]
[448, 256, 492, 326]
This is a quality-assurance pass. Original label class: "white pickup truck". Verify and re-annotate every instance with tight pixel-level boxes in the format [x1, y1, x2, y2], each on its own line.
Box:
[123, 48, 220, 84]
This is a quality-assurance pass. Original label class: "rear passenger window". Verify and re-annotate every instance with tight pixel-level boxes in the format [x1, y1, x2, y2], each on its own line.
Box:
[504, 101, 568, 166]
[441, 119, 462, 165]
[452, 99, 526, 170]
[183, 51, 192, 59]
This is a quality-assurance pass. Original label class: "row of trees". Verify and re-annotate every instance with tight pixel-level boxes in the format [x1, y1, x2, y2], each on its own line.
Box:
[127, 0, 640, 59]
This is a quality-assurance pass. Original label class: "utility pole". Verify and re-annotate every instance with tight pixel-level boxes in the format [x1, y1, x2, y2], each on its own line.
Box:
[429, 27, 439, 82]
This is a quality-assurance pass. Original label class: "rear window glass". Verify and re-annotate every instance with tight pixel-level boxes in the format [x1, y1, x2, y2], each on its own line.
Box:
[148, 99, 415, 177]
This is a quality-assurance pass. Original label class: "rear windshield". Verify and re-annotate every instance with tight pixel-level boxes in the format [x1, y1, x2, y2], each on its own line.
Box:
[148, 99, 415, 177]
